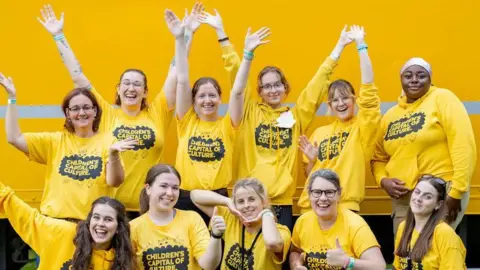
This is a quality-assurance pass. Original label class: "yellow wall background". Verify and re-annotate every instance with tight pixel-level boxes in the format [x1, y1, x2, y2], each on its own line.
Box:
[0, 0, 479, 215]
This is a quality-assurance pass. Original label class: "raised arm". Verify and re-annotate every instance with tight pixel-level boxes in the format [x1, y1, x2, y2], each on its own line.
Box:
[0, 74, 28, 154]
[229, 27, 270, 127]
[298, 135, 319, 177]
[197, 207, 224, 270]
[105, 138, 138, 187]
[295, 26, 353, 132]
[190, 189, 242, 218]
[37, 5, 90, 89]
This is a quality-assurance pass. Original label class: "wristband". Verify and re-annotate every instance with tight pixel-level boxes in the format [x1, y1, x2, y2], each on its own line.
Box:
[357, 44, 368, 52]
[8, 98, 16, 105]
[53, 33, 65, 41]
[244, 49, 254, 61]
[210, 230, 223, 239]
[262, 210, 275, 218]
[218, 37, 229, 43]
[346, 257, 355, 270]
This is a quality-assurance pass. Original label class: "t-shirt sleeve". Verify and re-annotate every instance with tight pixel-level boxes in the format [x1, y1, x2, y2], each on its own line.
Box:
[189, 212, 211, 261]
[436, 224, 467, 270]
[271, 225, 292, 264]
[392, 221, 405, 269]
[176, 107, 196, 136]
[291, 216, 303, 250]
[24, 132, 58, 164]
[351, 222, 380, 258]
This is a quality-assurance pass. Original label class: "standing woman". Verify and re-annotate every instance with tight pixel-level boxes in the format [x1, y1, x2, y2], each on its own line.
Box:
[0, 177, 134, 269]
[130, 163, 223, 270]
[37, 3, 203, 214]
[393, 175, 466, 270]
[290, 169, 386, 270]
[1, 73, 135, 221]
[174, 11, 271, 222]
[191, 178, 291, 270]
[371, 58, 476, 233]
[297, 25, 381, 213]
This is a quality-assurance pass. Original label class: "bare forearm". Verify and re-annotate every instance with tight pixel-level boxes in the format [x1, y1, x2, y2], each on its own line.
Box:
[190, 190, 230, 206]
[216, 28, 231, 47]
[357, 43, 373, 84]
[198, 238, 222, 270]
[53, 34, 90, 88]
[262, 215, 284, 253]
[351, 259, 385, 270]
[106, 152, 124, 187]
[6, 103, 28, 153]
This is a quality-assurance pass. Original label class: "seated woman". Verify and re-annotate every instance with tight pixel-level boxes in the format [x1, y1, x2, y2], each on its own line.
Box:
[1, 73, 135, 221]
[191, 178, 291, 270]
[393, 175, 466, 270]
[129, 163, 223, 270]
[290, 169, 386, 270]
[0, 178, 134, 269]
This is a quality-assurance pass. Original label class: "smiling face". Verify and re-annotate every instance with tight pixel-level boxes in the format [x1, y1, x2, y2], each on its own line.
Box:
[401, 65, 431, 103]
[117, 71, 147, 109]
[329, 89, 355, 122]
[233, 187, 266, 220]
[89, 203, 119, 250]
[410, 181, 443, 217]
[146, 173, 180, 212]
[259, 71, 287, 108]
[65, 94, 97, 131]
[309, 177, 340, 219]
[193, 82, 221, 118]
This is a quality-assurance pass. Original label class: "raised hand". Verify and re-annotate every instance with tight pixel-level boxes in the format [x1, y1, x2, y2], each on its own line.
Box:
[0, 73, 16, 98]
[298, 135, 319, 162]
[197, 9, 224, 30]
[210, 207, 226, 237]
[164, 9, 185, 38]
[244, 27, 271, 53]
[184, 2, 204, 33]
[110, 138, 138, 154]
[244, 209, 273, 226]
[227, 198, 247, 222]
[326, 238, 349, 267]
[348, 25, 366, 44]
[37, 4, 64, 36]
[336, 25, 354, 48]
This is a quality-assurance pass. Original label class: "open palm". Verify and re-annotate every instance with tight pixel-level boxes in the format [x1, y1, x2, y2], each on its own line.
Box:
[244, 27, 271, 52]
[184, 2, 204, 32]
[0, 73, 16, 98]
[165, 9, 185, 38]
[37, 4, 64, 36]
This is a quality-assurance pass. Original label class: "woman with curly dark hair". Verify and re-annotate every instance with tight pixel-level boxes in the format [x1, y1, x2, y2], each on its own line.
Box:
[0, 178, 135, 270]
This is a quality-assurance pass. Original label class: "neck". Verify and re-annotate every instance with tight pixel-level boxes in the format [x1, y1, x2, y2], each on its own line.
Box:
[198, 113, 218, 122]
[122, 104, 142, 117]
[148, 208, 175, 226]
[406, 97, 417, 104]
[414, 214, 430, 232]
[74, 127, 95, 138]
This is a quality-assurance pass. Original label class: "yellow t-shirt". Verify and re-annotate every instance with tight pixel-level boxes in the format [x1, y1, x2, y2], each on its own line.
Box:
[298, 84, 381, 212]
[0, 184, 116, 270]
[229, 57, 337, 205]
[24, 130, 115, 220]
[217, 206, 291, 270]
[175, 108, 236, 191]
[291, 208, 380, 270]
[371, 86, 476, 199]
[394, 221, 466, 270]
[130, 210, 210, 270]
[91, 88, 174, 210]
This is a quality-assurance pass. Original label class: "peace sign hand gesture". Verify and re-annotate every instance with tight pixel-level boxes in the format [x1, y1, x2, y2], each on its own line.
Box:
[37, 4, 64, 36]
[0, 73, 16, 98]
[244, 27, 271, 53]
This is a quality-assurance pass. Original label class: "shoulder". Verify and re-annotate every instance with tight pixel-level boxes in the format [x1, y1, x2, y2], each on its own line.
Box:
[129, 213, 148, 230]
[429, 86, 462, 104]
[342, 208, 370, 229]
[433, 222, 465, 250]
[296, 210, 316, 225]
[176, 209, 205, 225]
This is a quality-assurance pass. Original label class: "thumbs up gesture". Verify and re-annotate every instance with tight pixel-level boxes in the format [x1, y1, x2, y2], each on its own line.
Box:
[210, 207, 226, 238]
[326, 238, 349, 267]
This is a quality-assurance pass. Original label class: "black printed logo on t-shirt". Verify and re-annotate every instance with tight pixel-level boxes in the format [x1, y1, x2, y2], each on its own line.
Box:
[58, 155, 103, 181]
[142, 245, 190, 269]
[398, 257, 423, 270]
[188, 136, 225, 162]
[255, 124, 292, 149]
[60, 260, 72, 269]
[317, 132, 349, 162]
[305, 251, 342, 270]
[384, 112, 426, 141]
[225, 243, 254, 270]
[113, 125, 155, 150]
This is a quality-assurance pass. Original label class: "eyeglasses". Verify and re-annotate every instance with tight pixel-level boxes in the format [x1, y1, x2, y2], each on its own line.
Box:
[310, 189, 337, 198]
[418, 174, 446, 186]
[122, 81, 144, 88]
[329, 96, 353, 105]
[68, 105, 95, 113]
[261, 81, 284, 91]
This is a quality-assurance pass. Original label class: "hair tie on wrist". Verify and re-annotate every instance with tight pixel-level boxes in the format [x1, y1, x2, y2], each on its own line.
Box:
[218, 37, 229, 43]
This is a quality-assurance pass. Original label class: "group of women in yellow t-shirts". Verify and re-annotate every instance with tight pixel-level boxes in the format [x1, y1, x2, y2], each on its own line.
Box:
[0, 2, 475, 269]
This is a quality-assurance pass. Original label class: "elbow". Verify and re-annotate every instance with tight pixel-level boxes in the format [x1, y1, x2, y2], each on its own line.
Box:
[107, 175, 124, 188]
[190, 190, 200, 204]
[265, 240, 284, 253]
[7, 136, 16, 146]
[72, 75, 90, 89]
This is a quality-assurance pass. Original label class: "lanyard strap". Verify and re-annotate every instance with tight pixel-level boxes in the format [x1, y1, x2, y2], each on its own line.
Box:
[240, 226, 262, 270]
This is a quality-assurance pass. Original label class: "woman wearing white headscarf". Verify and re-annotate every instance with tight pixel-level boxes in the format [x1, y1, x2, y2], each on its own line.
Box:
[371, 58, 476, 233]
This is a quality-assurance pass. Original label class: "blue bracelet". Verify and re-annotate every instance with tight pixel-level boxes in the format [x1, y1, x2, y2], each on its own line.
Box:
[244, 53, 254, 61]
[53, 33, 65, 41]
[8, 98, 16, 105]
[357, 44, 368, 52]
[347, 257, 355, 270]
[244, 49, 254, 56]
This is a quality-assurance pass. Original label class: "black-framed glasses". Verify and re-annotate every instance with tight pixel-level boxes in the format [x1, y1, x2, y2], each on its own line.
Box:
[418, 174, 446, 186]
[68, 105, 95, 113]
[310, 189, 337, 198]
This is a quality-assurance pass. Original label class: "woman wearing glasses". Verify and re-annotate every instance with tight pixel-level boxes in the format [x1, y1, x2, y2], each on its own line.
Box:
[371, 58, 476, 233]
[201, 8, 353, 230]
[1, 73, 135, 221]
[290, 169, 385, 270]
[297, 25, 380, 214]
[37, 3, 203, 216]
[393, 175, 466, 270]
